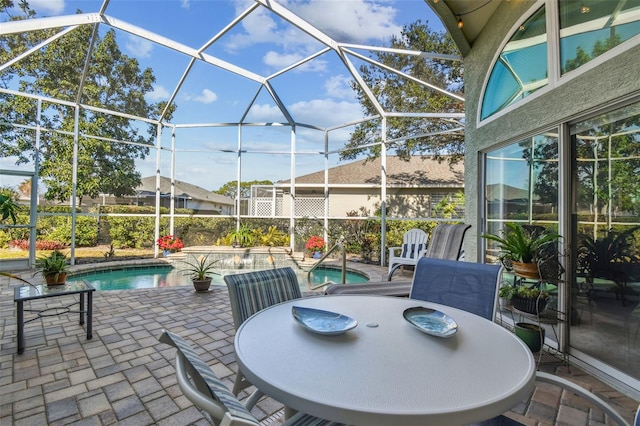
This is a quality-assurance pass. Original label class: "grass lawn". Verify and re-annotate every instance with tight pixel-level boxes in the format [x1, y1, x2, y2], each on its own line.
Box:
[0, 245, 155, 264]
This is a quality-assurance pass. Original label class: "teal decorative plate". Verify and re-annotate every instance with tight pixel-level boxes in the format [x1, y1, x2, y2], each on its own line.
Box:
[292, 306, 358, 335]
[403, 306, 458, 338]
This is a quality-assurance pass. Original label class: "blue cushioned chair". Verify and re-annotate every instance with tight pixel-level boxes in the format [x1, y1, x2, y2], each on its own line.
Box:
[223, 267, 302, 405]
[158, 330, 343, 426]
[410, 257, 503, 321]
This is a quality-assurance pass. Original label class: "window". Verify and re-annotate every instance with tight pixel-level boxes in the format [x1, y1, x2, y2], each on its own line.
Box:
[484, 131, 559, 261]
[480, 6, 548, 120]
[481, 0, 640, 122]
[560, 0, 640, 74]
[571, 100, 640, 381]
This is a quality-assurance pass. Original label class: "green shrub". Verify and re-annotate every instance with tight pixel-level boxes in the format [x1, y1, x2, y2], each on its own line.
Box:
[108, 216, 156, 248]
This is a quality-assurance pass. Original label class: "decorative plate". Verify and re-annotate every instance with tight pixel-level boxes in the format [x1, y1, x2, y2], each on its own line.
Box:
[403, 306, 458, 338]
[291, 306, 358, 335]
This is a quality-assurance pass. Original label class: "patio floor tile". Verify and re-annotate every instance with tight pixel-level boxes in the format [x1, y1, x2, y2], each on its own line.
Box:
[1, 261, 638, 425]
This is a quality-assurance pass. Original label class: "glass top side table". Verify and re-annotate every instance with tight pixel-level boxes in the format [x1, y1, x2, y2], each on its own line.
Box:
[14, 281, 95, 354]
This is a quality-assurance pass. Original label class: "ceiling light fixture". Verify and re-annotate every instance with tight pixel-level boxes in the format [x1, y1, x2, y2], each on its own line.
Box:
[457, 16, 464, 28]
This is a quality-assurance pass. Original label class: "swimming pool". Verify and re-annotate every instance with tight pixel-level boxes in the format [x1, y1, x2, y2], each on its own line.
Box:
[67, 265, 368, 291]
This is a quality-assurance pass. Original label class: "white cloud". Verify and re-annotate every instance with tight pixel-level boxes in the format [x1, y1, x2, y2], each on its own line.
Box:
[286, 0, 401, 43]
[247, 98, 361, 128]
[29, 0, 64, 15]
[263, 51, 327, 73]
[181, 0, 190, 9]
[325, 74, 356, 100]
[125, 35, 153, 58]
[289, 99, 362, 127]
[147, 85, 170, 101]
[226, 0, 401, 76]
[184, 89, 218, 104]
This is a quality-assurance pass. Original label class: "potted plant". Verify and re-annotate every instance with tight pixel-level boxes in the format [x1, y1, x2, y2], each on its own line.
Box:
[182, 254, 219, 292]
[157, 235, 184, 256]
[482, 222, 561, 278]
[499, 283, 549, 315]
[229, 225, 254, 248]
[306, 236, 326, 259]
[514, 322, 545, 353]
[35, 250, 69, 286]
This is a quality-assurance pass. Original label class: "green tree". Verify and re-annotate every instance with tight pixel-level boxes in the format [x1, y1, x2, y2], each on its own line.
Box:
[0, 1, 176, 204]
[0, 186, 20, 224]
[342, 20, 464, 162]
[215, 180, 273, 199]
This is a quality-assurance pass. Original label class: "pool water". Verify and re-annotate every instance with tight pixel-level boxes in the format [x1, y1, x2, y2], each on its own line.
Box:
[67, 266, 368, 291]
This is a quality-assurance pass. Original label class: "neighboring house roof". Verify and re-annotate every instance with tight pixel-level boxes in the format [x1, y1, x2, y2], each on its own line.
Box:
[486, 184, 539, 201]
[279, 156, 464, 187]
[137, 176, 234, 205]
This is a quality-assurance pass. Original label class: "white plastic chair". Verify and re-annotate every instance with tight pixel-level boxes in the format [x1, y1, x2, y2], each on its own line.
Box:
[387, 228, 428, 279]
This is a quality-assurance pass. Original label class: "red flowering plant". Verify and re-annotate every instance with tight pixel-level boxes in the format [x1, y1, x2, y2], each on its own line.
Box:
[305, 236, 326, 253]
[157, 235, 184, 252]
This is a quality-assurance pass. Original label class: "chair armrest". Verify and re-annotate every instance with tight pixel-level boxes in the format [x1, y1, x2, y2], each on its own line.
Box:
[535, 371, 631, 426]
[389, 246, 401, 257]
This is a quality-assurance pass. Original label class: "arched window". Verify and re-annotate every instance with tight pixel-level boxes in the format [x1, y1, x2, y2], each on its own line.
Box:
[480, 6, 548, 121]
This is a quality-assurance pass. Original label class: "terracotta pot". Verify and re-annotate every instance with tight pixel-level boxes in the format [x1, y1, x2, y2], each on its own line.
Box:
[512, 261, 539, 279]
[192, 278, 212, 292]
[45, 272, 67, 286]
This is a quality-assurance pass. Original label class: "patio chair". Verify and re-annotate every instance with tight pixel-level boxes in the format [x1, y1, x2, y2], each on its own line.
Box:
[387, 228, 428, 280]
[471, 372, 635, 425]
[223, 267, 302, 407]
[409, 257, 503, 321]
[387, 223, 471, 280]
[423, 223, 471, 260]
[158, 330, 344, 426]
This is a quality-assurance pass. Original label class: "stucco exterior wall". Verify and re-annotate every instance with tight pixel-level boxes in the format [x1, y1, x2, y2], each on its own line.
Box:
[462, 0, 640, 261]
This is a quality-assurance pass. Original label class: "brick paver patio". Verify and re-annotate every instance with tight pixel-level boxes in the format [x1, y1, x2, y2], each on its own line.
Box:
[1, 262, 638, 425]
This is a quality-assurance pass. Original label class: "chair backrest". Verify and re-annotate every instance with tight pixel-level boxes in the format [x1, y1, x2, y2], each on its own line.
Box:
[223, 267, 302, 330]
[410, 257, 503, 320]
[400, 229, 429, 259]
[158, 330, 260, 426]
[424, 223, 471, 260]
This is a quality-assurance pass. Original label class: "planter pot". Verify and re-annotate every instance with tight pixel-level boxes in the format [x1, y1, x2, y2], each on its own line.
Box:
[511, 295, 548, 315]
[512, 261, 539, 279]
[45, 272, 67, 286]
[499, 297, 511, 310]
[313, 251, 322, 259]
[515, 322, 545, 352]
[192, 278, 212, 292]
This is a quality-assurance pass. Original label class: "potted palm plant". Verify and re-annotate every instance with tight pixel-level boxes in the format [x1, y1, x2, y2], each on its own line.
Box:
[482, 222, 561, 279]
[182, 254, 219, 292]
[35, 250, 69, 286]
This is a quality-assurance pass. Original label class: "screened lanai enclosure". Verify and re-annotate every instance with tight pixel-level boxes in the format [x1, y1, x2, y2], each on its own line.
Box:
[0, 0, 465, 266]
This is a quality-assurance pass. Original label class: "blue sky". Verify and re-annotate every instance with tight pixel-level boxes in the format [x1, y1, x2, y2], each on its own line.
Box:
[2, 0, 445, 194]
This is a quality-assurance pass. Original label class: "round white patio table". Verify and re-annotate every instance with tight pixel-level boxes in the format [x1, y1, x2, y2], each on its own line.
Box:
[234, 294, 536, 426]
